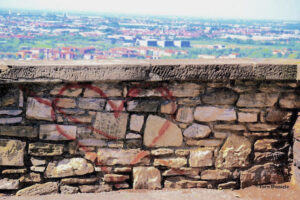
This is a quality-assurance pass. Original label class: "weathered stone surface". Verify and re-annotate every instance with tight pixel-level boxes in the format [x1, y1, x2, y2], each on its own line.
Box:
[105, 100, 125, 111]
[84, 83, 122, 97]
[114, 183, 130, 189]
[151, 148, 174, 156]
[201, 169, 232, 180]
[240, 163, 284, 188]
[215, 134, 252, 168]
[79, 183, 112, 193]
[103, 174, 130, 182]
[254, 152, 286, 163]
[202, 88, 238, 105]
[164, 177, 207, 189]
[154, 157, 187, 168]
[55, 98, 76, 108]
[144, 115, 183, 147]
[214, 131, 229, 139]
[133, 167, 161, 189]
[30, 166, 46, 173]
[61, 178, 98, 185]
[266, 109, 291, 122]
[0, 126, 37, 138]
[218, 182, 238, 190]
[189, 148, 213, 167]
[78, 98, 105, 110]
[294, 116, 300, 140]
[186, 139, 223, 147]
[279, 93, 300, 108]
[254, 139, 280, 152]
[51, 85, 82, 97]
[176, 107, 194, 123]
[0, 117, 22, 124]
[183, 123, 211, 139]
[162, 168, 200, 178]
[29, 142, 64, 156]
[61, 108, 85, 115]
[30, 157, 46, 166]
[0, 87, 18, 107]
[60, 185, 79, 194]
[178, 97, 201, 106]
[175, 149, 190, 156]
[113, 167, 132, 173]
[46, 158, 94, 178]
[26, 97, 53, 121]
[20, 172, 42, 183]
[16, 182, 59, 196]
[127, 100, 160, 112]
[40, 124, 77, 140]
[237, 93, 279, 107]
[0, 139, 25, 166]
[244, 132, 270, 137]
[168, 83, 202, 97]
[194, 106, 236, 122]
[0, 109, 22, 116]
[126, 139, 143, 148]
[93, 112, 128, 139]
[238, 112, 258, 123]
[97, 148, 150, 165]
[2, 168, 27, 174]
[214, 124, 246, 131]
[160, 101, 177, 114]
[0, 178, 19, 190]
[247, 123, 278, 132]
[130, 114, 144, 132]
[126, 133, 142, 139]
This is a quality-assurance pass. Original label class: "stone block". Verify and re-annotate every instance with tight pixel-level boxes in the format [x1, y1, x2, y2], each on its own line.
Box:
[144, 115, 182, 147]
[0, 139, 25, 166]
[237, 93, 279, 107]
[154, 157, 187, 168]
[16, 182, 58, 196]
[201, 169, 232, 180]
[78, 98, 105, 110]
[93, 112, 128, 139]
[97, 148, 150, 166]
[238, 112, 258, 123]
[202, 88, 238, 105]
[164, 177, 207, 189]
[194, 106, 236, 122]
[279, 93, 300, 108]
[0, 126, 37, 138]
[130, 114, 144, 132]
[0, 178, 19, 190]
[133, 167, 161, 189]
[189, 148, 214, 167]
[84, 83, 122, 97]
[26, 97, 53, 121]
[127, 100, 160, 112]
[176, 107, 194, 123]
[40, 124, 77, 140]
[28, 142, 64, 156]
[183, 123, 211, 139]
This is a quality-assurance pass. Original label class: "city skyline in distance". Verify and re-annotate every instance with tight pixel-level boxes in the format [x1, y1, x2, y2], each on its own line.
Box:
[0, 0, 299, 21]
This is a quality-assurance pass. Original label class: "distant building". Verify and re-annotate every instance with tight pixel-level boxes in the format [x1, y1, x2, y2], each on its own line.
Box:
[138, 40, 158, 47]
[174, 41, 191, 48]
[158, 40, 174, 48]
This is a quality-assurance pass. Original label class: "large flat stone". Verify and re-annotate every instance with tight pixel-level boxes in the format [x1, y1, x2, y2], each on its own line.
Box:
[16, 182, 58, 196]
[279, 93, 300, 108]
[133, 167, 161, 189]
[154, 157, 187, 168]
[40, 124, 77, 140]
[45, 158, 94, 178]
[93, 112, 128, 139]
[215, 134, 252, 168]
[28, 142, 64, 156]
[183, 123, 211, 139]
[164, 177, 207, 189]
[144, 115, 183, 147]
[237, 93, 279, 107]
[0, 178, 19, 190]
[189, 148, 214, 167]
[0, 126, 37, 138]
[202, 88, 238, 105]
[240, 163, 284, 188]
[97, 148, 150, 166]
[26, 97, 53, 121]
[127, 100, 160, 112]
[0, 139, 25, 166]
[194, 106, 236, 122]
[201, 169, 232, 180]
[162, 168, 200, 178]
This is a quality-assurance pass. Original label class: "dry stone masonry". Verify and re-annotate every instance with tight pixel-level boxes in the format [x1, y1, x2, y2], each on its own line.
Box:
[0, 60, 299, 196]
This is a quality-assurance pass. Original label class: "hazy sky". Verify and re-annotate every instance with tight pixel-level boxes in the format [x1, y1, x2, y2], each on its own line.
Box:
[0, 0, 299, 20]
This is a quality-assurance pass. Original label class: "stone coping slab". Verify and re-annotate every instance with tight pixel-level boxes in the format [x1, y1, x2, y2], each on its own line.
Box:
[0, 59, 299, 83]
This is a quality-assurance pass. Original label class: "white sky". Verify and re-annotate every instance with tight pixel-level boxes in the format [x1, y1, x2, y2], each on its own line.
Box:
[0, 0, 299, 20]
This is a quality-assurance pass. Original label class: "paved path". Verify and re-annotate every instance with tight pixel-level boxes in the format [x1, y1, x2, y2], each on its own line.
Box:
[1, 183, 299, 200]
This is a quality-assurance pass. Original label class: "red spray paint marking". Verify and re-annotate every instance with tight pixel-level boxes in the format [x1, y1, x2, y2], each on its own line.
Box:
[20, 82, 177, 169]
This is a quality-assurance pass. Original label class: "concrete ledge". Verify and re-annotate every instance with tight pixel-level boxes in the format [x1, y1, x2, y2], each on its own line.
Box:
[0, 59, 299, 83]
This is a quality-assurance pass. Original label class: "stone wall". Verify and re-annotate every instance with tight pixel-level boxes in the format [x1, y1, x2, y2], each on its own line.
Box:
[0, 77, 299, 196]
